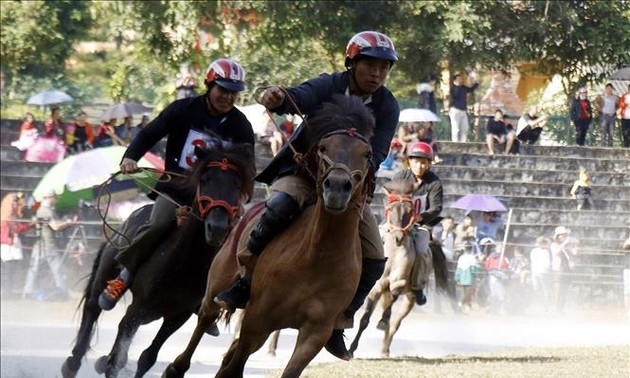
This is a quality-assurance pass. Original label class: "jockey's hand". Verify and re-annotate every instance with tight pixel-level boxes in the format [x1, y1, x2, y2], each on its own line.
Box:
[261, 86, 285, 110]
[120, 158, 140, 174]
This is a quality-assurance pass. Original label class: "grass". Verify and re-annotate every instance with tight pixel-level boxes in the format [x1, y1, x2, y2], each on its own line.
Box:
[270, 345, 629, 378]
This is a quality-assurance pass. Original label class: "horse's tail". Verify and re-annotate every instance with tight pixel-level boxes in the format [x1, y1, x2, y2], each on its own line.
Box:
[429, 240, 449, 293]
[76, 241, 107, 312]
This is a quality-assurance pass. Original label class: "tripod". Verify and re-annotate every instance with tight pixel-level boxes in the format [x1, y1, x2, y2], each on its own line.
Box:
[60, 222, 90, 267]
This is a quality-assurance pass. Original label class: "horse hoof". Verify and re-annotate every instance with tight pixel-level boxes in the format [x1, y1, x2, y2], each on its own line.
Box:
[94, 355, 108, 374]
[162, 364, 185, 378]
[61, 359, 79, 378]
[376, 320, 389, 331]
[205, 323, 220, 337]
[267, 351, 276, 358]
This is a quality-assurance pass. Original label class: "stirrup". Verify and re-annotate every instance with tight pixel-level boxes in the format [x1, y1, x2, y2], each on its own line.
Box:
[99, 277, 128, 311]
[214, 277, 250, 312]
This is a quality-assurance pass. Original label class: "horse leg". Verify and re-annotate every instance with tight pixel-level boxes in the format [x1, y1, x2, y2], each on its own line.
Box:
[96, 308, 144, 377]
[135, 312, 192, 378]
[215, 313, 271, 378]
[349, 287, 382, 355]
[377, 292, 397, 331]
[280, 322, 334, 378]
[267, 330, 281, 357]
[381, 293, 414, 358]
[61, 293, 102, 378]
[162, 304, 220, 378]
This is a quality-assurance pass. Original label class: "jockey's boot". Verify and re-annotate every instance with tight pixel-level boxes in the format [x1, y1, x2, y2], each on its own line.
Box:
[99, 268, 133, 311]
[325, 258, 386, 360]
[412, 289, 427, 306]
[214, 192, 301, 311]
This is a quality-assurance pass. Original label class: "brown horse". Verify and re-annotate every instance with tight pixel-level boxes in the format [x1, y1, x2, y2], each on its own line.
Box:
[348, 178, 449, 358]
[163, 95, 375, 378]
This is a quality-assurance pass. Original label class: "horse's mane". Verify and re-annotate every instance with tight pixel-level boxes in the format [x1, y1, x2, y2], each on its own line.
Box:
[167, 141, 256, 201]
[383, 177, 415, 195]
[301, 94, 375, 151]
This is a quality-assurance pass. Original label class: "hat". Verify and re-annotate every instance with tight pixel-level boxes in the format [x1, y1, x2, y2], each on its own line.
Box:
[554, 226, 570, 237]
[41, 188, 58, 198]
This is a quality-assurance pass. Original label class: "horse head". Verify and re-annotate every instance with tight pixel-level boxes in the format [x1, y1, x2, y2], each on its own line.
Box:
[303, 95, 375, 213]
[383, 178, 419, 245]
[187, 142, 255, 247]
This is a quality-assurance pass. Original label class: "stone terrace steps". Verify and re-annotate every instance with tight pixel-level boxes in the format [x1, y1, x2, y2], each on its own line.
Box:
[441, 153, 628, 172]
[437, 141, 630, 159]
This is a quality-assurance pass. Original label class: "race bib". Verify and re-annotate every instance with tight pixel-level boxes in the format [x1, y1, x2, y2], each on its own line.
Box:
[178, 129, 221, 171]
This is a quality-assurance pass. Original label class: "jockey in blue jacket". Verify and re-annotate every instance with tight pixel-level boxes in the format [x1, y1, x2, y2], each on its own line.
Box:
[215, 31, 400, 360]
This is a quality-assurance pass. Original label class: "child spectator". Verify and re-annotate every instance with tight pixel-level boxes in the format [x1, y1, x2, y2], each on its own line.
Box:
[68, 111, 95, 154]
[1, 192, 33, 297]
[379, 138, 405, 172]
[454, 241, 480, 313]
[454, 215, 476, 250]
[11, 112, 39, 152]
[550, 226, 578, 314]
[483, 241, 511, 314]
[570, 169, 593, 211]
[530, 236, 552, 310]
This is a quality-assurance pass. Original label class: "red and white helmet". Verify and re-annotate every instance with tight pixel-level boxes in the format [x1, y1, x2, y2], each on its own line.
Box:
[345, 31, 398, 68]
[205, 58, 246, 92]
[407, 141, 434, 161]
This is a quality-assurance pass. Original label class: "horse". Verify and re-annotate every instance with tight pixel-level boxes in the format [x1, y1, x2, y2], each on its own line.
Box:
[348, 177, 450, 358]
[163, 95, 375, 378]
[61, 142, 255, 378]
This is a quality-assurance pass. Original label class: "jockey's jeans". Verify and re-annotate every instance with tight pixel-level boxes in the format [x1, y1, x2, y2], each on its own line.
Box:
[115, 195, 178, 274]
[410, 226, 432, 291]
[271, 175, 384, 260]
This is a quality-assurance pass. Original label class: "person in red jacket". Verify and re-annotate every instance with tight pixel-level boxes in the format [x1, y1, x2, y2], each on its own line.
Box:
[618, 84, 630, 148]
[1, 192, 33, 297]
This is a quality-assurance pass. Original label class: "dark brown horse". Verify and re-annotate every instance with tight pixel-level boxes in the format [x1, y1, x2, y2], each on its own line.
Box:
[348, 178, 450, 357]
[61, 143, 255, 378]
[163, 95, 375, 378]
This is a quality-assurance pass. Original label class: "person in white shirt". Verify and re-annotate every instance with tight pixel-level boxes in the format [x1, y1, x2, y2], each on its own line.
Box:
[516, 105, 550, 145]
[595, 83, 619, 147]
[530, 235, 551, 309]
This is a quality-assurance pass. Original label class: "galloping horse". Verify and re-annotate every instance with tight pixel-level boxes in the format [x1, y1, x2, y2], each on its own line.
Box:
[61, 143, 255, 378]
[348, 178, 449, 358]
[163, 95, 375, 378]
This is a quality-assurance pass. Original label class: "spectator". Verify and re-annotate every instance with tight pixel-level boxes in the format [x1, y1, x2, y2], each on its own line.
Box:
[11, 112, 39, 152]
[1, 192, 33, 298]
[454, 214, 476, 249]
[433, 215, 456, 261]
[483, 241, 511, 314]
[570, 168, 593, 211]
[67, 111, 94, 154]
[475, 211, 503, 242]
[530, 235, 552, 310]
[398, 121, 421, 144]
[417, 73, 437, 114]
[486, 109, 517, 155]
[618, 84, 630, 147]
[570, 87, 593, 146]
[502, 113, 520, 154]
[454, 240, 480, 313]
[94, 119, 117, 148]
[516, 105, 550, 146]
[448, 72, 479, 142]
[378, 138, 404, 172]
[416, 121, 442, 163]
[550, 226, 578, 314]
[175, 63, 198, 100]
[132, 113, 150, 145]
[22, 189, 76, 301]
[44, 106, 65, 139]
[595, 83, 619, 147]
[116, 116, 134, 145]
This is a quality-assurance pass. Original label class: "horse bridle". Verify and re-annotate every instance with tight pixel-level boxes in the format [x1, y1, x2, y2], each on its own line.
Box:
[195, 158, 241, 221]
[385, 194, 419, 235]
[317, 128, 372, 187]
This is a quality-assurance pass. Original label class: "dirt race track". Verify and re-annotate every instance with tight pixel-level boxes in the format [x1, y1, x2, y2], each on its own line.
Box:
[1, 291, 628, 378]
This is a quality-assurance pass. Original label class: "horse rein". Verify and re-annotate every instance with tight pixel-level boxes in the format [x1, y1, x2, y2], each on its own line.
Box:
[195, 159, 240, 221]
[385, 194, 418, 235]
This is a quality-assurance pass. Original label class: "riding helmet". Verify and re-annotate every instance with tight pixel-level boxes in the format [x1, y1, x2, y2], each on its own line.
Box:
[345, 31, 398, 69]
[205, 58, 246, 92]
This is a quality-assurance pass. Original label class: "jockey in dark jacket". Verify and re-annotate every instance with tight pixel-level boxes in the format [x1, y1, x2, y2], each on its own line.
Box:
[99, 58, 255, 311]
[215, 30, 400, 361]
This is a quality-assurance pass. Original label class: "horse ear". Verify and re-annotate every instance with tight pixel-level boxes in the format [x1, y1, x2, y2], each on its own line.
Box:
[194, 146, 207, 160]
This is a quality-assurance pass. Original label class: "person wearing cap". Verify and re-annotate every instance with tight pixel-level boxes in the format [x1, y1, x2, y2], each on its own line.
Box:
[550, 226, 578, 313]
[570, 87, 593, 146]
[214, 31, 399, 360]
[22, 189, 76, 300]
[390, 141, 444, 307]
[98, 58, 255, 311]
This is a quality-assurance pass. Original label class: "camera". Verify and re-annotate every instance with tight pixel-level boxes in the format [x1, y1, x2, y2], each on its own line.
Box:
[79, 199, 95, 208]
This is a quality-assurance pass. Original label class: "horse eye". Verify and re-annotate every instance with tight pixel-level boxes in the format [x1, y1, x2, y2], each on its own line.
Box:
[319, 145, 326, 153]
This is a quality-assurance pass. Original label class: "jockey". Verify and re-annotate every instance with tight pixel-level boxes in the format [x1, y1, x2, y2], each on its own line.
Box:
[99, 58, 255, 311]
[390, 141, 444, 305]
[214, 31, 399, 360]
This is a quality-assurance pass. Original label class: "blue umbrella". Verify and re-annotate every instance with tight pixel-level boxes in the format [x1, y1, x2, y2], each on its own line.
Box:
[26, 90, 74, 106]
[450, 194, 508, 212]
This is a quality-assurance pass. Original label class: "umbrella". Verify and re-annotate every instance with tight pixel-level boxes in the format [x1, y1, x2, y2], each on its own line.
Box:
[32, 146, 164, 211]
[26, 90, 74, 106]
[450, 194, 508, 212]
[609, 67, 630, 80]
[99, 102, 151, 121]
[399, 108, 440, 123]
